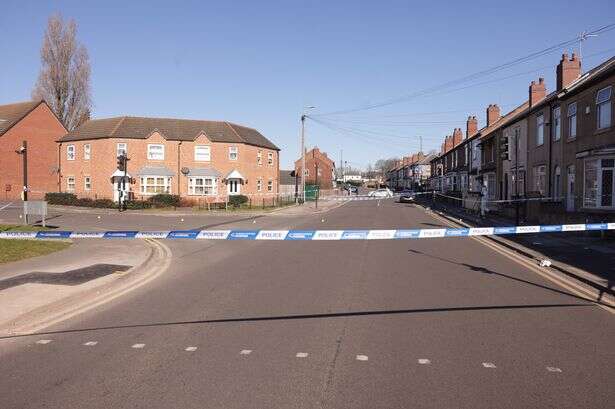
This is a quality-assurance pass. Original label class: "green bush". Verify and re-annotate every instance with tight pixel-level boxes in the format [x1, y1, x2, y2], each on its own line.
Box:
[147, 194, 181, 207]
[45, 192, 78, 205]
[91, 199, 116, 208]
[228, 195, 248, 208]
[124, 200, 152, 210]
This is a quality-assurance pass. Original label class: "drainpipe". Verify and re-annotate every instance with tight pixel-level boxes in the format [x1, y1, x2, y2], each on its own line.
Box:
[177, 141, 182, 196]
[58, 142, 62, 193]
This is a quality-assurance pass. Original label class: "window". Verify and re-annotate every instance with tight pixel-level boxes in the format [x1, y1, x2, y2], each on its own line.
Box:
[257, 178, 262, 192]
[584, 157, 615, 208]
[533, 165, 546, 195]
[596, 86, 612, 129]
[304, 168, 309, 176]
[486, 173, 496, 200]
[267, 179, 273, 192]
[552, 106, 561, 141]
[268, 152, 273, 165]
[194, 145, 210, 161]
[567, 102, 577, 139]
[553, 166, 561, 200]
[147, 144, 164, 160]
[84, 176, 91, 191]
[66, 176, 75, 192]
[84, 144, 91, 160]
[67, 145, 75, 161]
[229, 146, 238, 160]
[257, 150, 262, 166]
[140, 176, 171, 194]
[188, 177, 216, 196]
[116, 143, 127, 157]
[536, 114, 544, 145]
[472, 144, 477, 161]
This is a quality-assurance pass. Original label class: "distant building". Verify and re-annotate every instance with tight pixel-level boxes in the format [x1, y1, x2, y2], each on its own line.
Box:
[0, 100, 67, 200]
[279, 169, 297, 195]
[294, 147, 336, 189]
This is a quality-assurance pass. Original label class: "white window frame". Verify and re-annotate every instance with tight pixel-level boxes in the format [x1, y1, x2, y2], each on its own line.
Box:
[116, 143, 127, 157]
[66, 176, 75, 192]
[140, 176, 171, 195]
[552, 106, 561, 141]
[229, 146, 238, 161]
[536, 114, 544, 146]
[267, 179, 273, 192]
[84, 176, 92, 191]
[267, 152, 273, 165]
[257, 150, 262, 166]
[583, 157, 615, 209]
[534, 165, 546, 195]
[596, 86, 612, 130]
[194, 145, 211, 162]
[188, 176, 217, 196]
[256, 178, 262, 192]
[66, 145, 75, 161]
[84, 143, 91, 160]
[567, 102, 577, 139]
[147, 144, 165, 160]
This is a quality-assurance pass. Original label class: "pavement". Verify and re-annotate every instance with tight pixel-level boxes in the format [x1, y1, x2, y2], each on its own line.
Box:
[0, 199, 614, 408]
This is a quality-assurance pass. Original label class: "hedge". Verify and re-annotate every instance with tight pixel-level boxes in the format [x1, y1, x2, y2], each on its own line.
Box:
[228, 194, 248, 208]
[147, 194, 181, 207]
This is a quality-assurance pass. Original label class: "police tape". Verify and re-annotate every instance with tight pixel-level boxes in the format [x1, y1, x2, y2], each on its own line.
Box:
[0, 223, 613, 240]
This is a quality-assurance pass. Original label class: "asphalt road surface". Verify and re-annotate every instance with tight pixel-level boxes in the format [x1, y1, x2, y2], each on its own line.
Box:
[1, 199, 614, 408]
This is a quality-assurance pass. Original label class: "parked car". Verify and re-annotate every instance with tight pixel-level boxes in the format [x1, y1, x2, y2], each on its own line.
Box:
[368, 188, 393, 198]
[398, 190, 416, 202]
[344, 185, 358, 195]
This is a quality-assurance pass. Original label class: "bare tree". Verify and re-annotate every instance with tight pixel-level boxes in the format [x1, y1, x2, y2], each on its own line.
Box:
[32, 14, 92, 131]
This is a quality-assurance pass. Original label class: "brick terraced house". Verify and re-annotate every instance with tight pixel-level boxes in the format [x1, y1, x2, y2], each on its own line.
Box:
[0, 100, 67, 200]
[294, 147, 336, 189]
[58, 116, 280, 202]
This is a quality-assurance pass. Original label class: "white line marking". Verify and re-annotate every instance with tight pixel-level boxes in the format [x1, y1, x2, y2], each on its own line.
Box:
[83, 341, 98, 346]
[546, 366, 562, 373]
[185, 346, 197, 352]
[482, 362, 496, 368]
[131, 343, 145, 349]
[36, 339, 52, 344]
[296, 352, 309, 358]
[240, 349, 252, 355]
[356, 355, 369, 361]
[418, 358, 431, 365]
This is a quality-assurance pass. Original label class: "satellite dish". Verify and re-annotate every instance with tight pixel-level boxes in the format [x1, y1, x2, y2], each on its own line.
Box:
[181, 167, 190, 175]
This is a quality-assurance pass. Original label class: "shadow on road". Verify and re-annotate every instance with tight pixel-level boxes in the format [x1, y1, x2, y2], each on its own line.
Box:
[0, 302, 594, 340]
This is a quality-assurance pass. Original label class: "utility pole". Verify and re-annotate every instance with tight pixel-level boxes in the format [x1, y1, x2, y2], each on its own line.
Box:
[514, 130, 520, 225]
[418, 135, 423, 154]
[300, 114, 306, 203]
[15, 141, 28, 224]
[315, 162, 319, 209]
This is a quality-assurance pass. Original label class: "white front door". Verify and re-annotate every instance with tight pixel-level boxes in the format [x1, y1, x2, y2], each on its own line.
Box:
[566, 166, 575, 212]
[113, 177, 130, 203]
[227, 179, 240, 195]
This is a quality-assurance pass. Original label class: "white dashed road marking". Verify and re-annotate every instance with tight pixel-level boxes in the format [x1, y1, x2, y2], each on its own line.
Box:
[36, 340, 52, 345]
[356, 355, 369, 361]
[546, 366, 562, 373]
[185, 347, 197, 352]
[418, 359, 431, 365]
[240, 349, 252, 355]
[482, 362, 497, 368]
[131, 343, 145, 349]
[83, 341, 98, 346]
[296, 352, 309, 358]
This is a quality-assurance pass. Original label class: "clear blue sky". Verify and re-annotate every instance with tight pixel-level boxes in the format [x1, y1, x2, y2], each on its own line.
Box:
[2, 0, 615, 169]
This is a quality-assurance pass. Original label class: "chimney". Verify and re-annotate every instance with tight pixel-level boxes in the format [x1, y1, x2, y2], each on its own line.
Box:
[453, 128, 463, 146]
[444, 135, 454, 152]
[486, 104, 501, 126]
[556, 53, 581, 91]
[529, 78, 546, 107]
[441, 142, 445, 154]
[466, 115, 478, 138]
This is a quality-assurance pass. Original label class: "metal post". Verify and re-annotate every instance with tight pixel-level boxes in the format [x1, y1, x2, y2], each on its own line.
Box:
[315, 162, 319, 209]
[20, 141, 28, 224]
[515, 131, 520, 225]
[300, 114, 306, 204]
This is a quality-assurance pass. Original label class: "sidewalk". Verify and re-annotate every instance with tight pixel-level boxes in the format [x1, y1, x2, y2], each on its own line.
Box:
[417, 197, 615, 299]
[0, 238, 159, 336]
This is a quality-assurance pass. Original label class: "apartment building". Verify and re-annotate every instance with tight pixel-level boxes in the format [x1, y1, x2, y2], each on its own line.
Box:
[294, 147, 335, 189]
[58, 116, 280, 202]
[0, 100, 67, 200]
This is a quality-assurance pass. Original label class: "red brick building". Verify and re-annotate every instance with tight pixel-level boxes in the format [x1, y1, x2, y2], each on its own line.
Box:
[58, 116, 280, 202]
[294, 147, 336, 189]
[0, 100, 67, 200]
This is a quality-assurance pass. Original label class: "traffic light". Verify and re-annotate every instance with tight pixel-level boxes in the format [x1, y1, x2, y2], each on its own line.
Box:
[500, 136, 509, 160]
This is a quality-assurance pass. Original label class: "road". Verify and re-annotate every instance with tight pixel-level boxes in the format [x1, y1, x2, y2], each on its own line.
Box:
[1, 199, 614, 408]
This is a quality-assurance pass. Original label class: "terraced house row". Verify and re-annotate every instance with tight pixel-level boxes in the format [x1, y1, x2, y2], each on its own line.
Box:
[0, 104, 280, 202]
[386, 152, 436, 191]
[427, 53, 615, 223]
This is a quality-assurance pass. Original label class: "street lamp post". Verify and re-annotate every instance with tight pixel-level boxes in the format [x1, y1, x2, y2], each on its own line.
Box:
[300, 106, 315, 204]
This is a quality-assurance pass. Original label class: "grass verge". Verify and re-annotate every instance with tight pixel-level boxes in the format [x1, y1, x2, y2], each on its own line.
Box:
[0, 224, 71, 264]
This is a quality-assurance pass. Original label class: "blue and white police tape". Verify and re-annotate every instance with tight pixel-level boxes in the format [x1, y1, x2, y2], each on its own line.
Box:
[0, 223, 613, 240]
